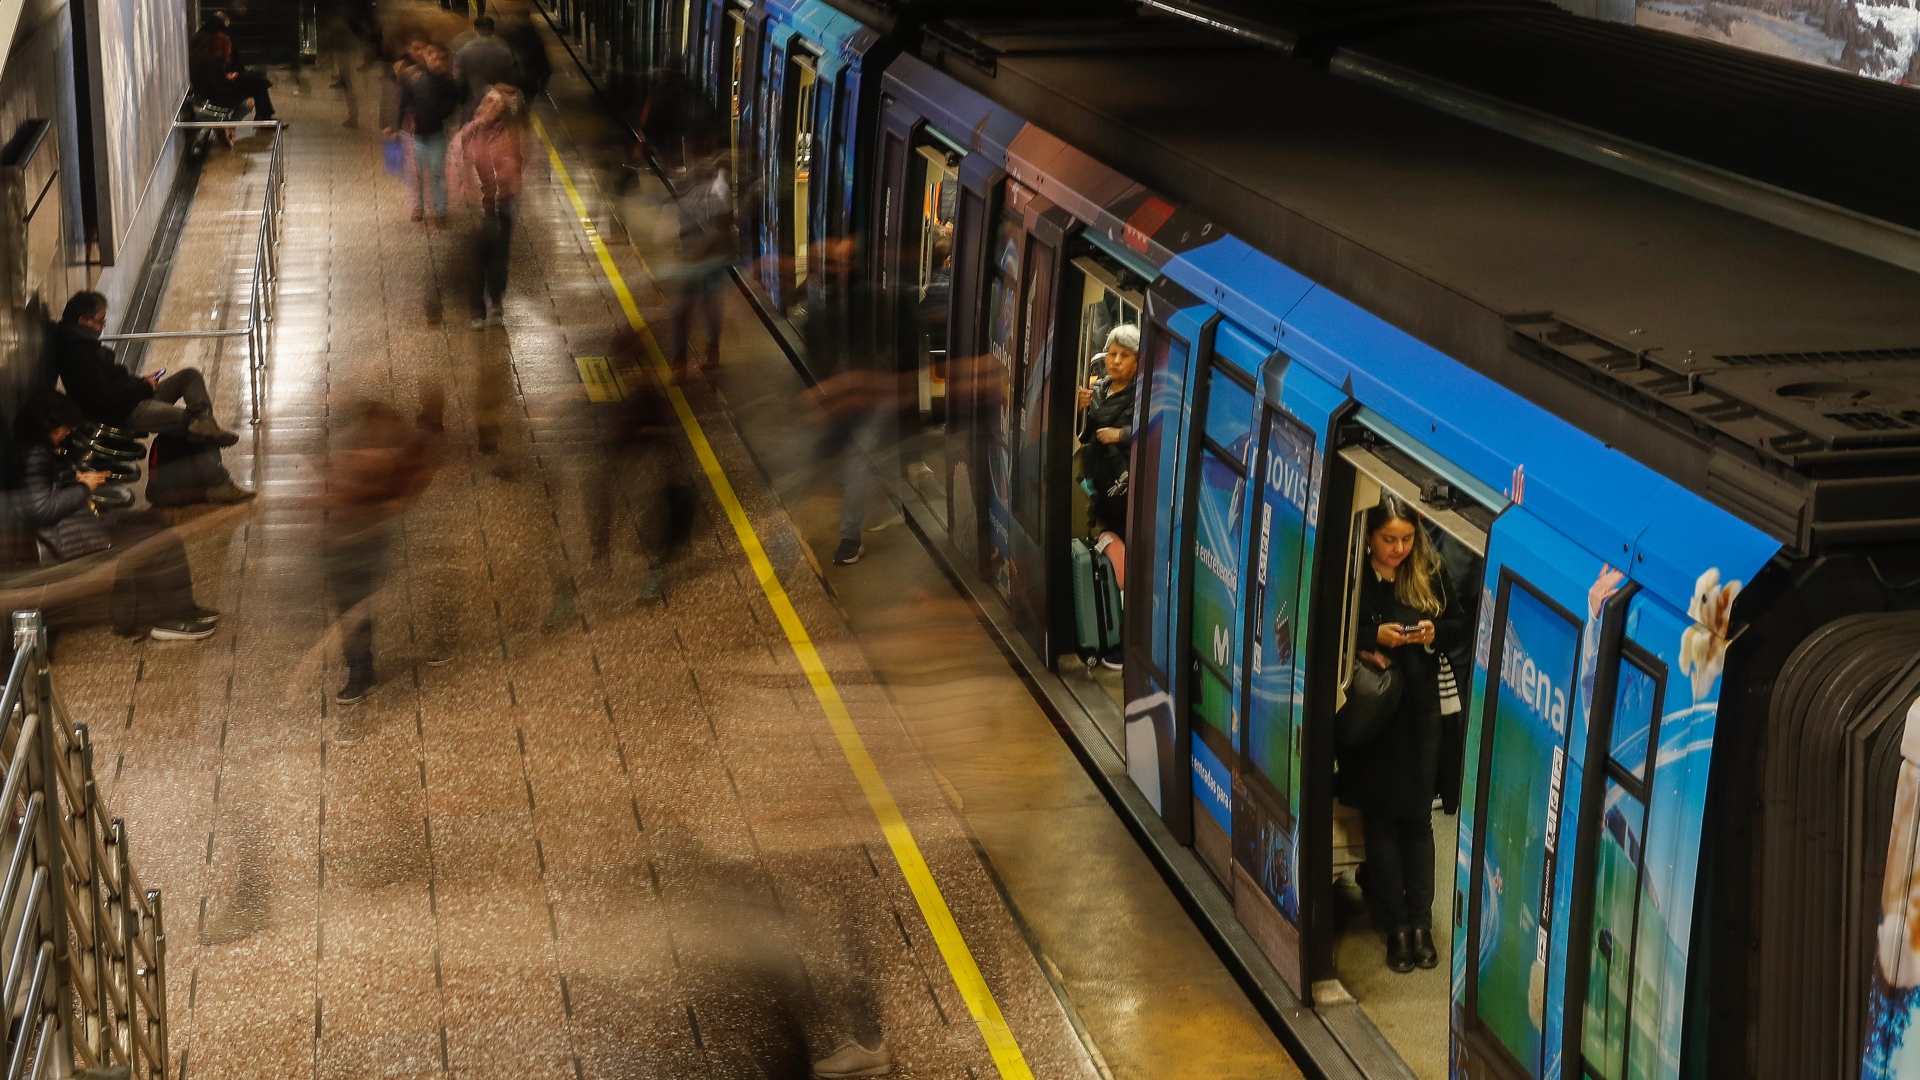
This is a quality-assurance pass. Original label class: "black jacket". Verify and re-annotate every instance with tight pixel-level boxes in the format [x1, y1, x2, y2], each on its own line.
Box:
[54, 321, 152, 428]
[8, 441, 108, 562]
[1337, 564, 1470, 818]
[400, 67, 461, 135]
[1078, 376, 1135, 499]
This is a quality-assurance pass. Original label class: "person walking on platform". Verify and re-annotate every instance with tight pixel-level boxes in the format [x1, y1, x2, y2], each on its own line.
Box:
[668, 135, 735, 377]
[190, 12, 279, 123]
[321, 398, 444, 706]
[52, 292, 255, 506]
[803, 238, 890, 567]
[391, 42, 461, 223]
[582, 329, 695, 604]
[9, 392, 221, 641]
[1338, 493, 1469, 974]
[491, 1, 549, 100]
[450, 85, 527, 331]
[453, 17, 516, 123]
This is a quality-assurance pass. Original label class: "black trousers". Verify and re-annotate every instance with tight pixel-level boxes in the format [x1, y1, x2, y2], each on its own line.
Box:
[199, 71, 276, 120]
[324, 532, 391, 677]
[104, 511, 196, 632]
[1362, 810, 1435, 932]
[470, 206, 514, 316]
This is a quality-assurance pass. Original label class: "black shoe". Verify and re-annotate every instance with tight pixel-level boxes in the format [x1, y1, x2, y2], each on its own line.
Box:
[1386, 929, 1416, 974]
[832, 539, 863, 565]
[335, 671, 373, 705]
[1099, 650, 1124, 671]
[1411, 926, 1438, 969]
[193, 607, 222, 626]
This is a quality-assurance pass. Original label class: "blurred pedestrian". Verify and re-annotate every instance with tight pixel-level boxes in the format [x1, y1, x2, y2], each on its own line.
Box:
[668, 134, 735, 378]
[391, 42, 461, 223]
[586, 329, 695, 602]
[492, 1, 550, 99]
[190, 12, 279, 123]
[322, 397, 444, 706]
[453, 16, 516, 123]
[9, 392, 221, 642]
[449, 84, 527, 330]
[803, 238, 891, 567]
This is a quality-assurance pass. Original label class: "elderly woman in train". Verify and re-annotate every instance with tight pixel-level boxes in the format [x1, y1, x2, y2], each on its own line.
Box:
[1339, 493, 1470, 974]
[1076, 324, 1140, 544]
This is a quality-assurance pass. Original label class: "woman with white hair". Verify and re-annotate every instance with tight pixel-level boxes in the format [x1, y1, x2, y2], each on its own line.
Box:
[1076, 323, 1140, 540]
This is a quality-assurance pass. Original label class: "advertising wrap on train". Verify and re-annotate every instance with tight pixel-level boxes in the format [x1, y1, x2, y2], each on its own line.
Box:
[1866, 695, 1920, 1079]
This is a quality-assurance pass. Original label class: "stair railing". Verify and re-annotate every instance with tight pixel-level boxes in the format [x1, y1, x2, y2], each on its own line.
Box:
[0, 610, 168, 1080]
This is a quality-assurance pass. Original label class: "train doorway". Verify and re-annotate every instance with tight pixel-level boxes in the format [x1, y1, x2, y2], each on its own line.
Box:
[898, 141, 959, 521]
[726, 6, 746, 204]
[1318, 427, 1491, 1080]
[784, 51, 818, 309]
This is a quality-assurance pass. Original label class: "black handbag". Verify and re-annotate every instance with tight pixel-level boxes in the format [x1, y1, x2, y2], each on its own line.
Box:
[1337, 651, 1402, 748]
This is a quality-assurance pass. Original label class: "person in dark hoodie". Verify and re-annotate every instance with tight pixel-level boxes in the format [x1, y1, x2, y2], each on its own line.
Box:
[391, 41, 462, 222]
[190, 11, 278, 122]
[8, 391, 220, 641]
[52, 291, 255, 505]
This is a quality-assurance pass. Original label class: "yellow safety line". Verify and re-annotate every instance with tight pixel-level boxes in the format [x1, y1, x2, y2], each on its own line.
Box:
[533, 116, 1036, 1080]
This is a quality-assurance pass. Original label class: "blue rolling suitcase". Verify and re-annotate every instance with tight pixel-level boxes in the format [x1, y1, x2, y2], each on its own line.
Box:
[1071, 537, 1122, 660]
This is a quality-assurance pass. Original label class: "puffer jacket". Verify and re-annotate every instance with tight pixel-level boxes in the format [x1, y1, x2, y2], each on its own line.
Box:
[8, 441, 109, 562]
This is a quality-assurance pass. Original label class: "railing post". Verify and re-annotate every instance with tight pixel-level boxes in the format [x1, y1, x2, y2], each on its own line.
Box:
[15, 611, 69, 1080]
[72, 724, 109, 1070]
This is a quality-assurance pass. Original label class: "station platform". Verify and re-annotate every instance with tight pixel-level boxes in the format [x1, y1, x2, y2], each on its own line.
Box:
[44, 17, 1305, 1080]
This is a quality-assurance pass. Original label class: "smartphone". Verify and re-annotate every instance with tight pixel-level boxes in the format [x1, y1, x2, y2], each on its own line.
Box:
[151, 368, 166, 379]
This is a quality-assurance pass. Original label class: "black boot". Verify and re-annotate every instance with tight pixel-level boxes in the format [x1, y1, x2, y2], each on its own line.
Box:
[1411, 926, 1439, 969]
[1386, 929, 1415, 974]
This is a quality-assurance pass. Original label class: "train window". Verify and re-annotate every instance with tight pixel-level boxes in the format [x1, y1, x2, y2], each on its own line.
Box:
[1012, 238, 1055, 538]
[1578, 649, 1663, 1080]
[903, 141, 959, 519]
[788, 51, 819, 298]
[1473, 576, 1582, 1079]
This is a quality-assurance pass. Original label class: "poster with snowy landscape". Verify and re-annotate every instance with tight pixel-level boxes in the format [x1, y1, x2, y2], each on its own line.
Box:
[1637, 0, 1920, 85]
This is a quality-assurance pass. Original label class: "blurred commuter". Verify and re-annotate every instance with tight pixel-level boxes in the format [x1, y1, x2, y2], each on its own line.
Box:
[322, 398, 445, 706]
[453, 17, 516, 122]
[449, 85, 526, 330]
[53, 292, 255, 505]
[802, 238, 891, 567]
[391, 42, 461, 222]
[492, 2, 550, 99]
[1075, 323, 1137, 540]
[637, 66, 714, 175]
[319, 0, 374, 125]
[190, 12, 278, 123]
[577, 329, 695, 603]
[9, 392, 220, 641]
[668, 138, 735, 377]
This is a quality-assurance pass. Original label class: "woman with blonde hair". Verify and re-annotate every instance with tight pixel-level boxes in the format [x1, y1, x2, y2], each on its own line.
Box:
[449, 84, 527, 329]
[1339, 493, 1469, 974]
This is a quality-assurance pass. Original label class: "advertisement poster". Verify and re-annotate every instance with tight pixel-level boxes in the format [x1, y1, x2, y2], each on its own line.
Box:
[1240, 414, 1314, 922]
[1864, 696, 1920, 1079]
[1637, 0, 1920, 85]
[1477, 582, 1581, 1077]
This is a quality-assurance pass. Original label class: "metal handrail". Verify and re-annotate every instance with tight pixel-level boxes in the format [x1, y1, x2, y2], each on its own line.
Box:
[0, 612, 170, 1079]
[102, 117, 288, 426]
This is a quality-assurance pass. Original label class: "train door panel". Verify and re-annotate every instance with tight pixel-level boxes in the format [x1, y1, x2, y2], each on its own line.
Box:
[1183, 324, 1261, 884]
[1121, 301, 1208, 824]
[947, 154, 999, 574]
[1230, 356, 1319, 995]
[1456, 508, 1611, 1080]
[1553, 589, 1727, 1080]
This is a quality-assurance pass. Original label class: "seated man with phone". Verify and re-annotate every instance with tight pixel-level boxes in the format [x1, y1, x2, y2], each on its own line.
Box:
[53, 291, 255, 505]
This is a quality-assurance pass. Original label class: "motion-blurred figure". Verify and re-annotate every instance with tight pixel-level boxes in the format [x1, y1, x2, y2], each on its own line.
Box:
[449, 85, 526, 331]
[803, 238, 892, 567]
[322, 394, 445, 706]
[491, 1, 550, 99]
[636, 66, 715, 177]
[586, 330, 695, 603]
[190, 12, 278, 123]
[668, 132, 735, 378]
[391, 42, 461, 223]
[453, 16, 515, 122]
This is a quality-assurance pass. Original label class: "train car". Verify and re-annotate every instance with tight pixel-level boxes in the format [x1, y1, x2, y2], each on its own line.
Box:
[860, 16, 1920, 1080]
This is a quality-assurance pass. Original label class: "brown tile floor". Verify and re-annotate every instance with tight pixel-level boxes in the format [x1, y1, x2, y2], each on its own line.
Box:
[44, 18, 1303, 1080]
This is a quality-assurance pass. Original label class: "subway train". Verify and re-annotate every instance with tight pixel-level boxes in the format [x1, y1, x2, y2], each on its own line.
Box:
[540, 0, 1920, 1077]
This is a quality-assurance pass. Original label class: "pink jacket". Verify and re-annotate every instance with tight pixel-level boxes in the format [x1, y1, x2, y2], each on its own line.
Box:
[448, 119, 525, 211]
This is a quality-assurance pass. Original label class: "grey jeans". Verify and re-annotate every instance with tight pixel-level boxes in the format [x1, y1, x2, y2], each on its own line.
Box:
[124, 368, 214, 435]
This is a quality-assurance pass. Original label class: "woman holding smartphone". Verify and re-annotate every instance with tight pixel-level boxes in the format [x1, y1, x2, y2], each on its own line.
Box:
[1340, 494, 1469, 974]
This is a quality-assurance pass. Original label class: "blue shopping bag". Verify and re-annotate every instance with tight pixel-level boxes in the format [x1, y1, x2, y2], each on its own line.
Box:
[383, 136, 405, 177]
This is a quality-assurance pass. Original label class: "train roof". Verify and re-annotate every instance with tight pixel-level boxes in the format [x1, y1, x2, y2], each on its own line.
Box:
[912, 19, 1920, 551]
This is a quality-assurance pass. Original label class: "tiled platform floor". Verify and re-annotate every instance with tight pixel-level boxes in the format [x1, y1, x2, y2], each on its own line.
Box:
[44, 15, 1305, 1080]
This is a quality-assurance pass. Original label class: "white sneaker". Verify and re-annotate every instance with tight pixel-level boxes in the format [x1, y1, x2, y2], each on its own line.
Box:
[812, 1041, 892, 1078]
[487, 306, 504, 327]
[468, 316, 486, 330]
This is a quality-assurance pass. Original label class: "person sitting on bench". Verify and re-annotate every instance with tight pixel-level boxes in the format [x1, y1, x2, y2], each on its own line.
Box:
[10, 391, 221, 641]
[54, 291, 256, 505]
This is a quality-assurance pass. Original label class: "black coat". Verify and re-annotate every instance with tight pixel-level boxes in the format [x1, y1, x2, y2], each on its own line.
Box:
[8, 441, 109, 562]
[53, 322, 152, 428]
[400, 67, 461, 135]
[1078, 376, 1135, 499]
[1337, 564, 1469, 818]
